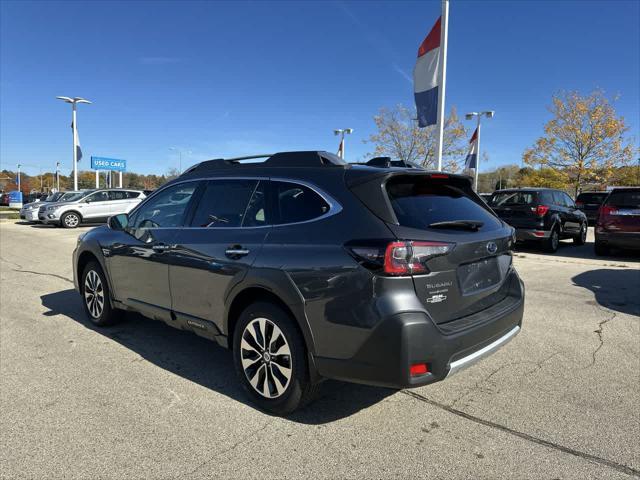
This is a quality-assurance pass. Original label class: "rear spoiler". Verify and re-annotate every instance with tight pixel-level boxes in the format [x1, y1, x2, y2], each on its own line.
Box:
[346, 170, 477, 225]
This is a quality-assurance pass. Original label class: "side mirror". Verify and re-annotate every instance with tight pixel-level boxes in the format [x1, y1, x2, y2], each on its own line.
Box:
[108, 213, 129, 231]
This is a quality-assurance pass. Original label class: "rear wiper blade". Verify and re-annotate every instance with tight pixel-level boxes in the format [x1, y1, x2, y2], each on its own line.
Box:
[428, 220, 484, 230]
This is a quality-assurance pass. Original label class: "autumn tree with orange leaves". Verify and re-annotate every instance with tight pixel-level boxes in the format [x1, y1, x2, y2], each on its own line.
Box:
[523, 90, 637, 196]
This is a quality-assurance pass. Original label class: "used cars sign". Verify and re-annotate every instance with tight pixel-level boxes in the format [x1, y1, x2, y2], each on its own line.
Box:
[90, 156, 126, 172]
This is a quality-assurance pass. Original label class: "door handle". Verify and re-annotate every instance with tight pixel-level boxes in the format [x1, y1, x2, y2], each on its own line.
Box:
[225, 247, 250, 258]
[152, 243, 171, 252]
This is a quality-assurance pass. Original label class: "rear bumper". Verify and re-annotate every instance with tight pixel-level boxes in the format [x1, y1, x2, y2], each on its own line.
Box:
[314, 275, 525, 389]
[596, 231, 640, 250]
[515, 228, 549, 241]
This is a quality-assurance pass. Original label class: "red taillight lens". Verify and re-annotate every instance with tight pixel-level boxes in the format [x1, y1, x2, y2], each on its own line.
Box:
[575, 201, 584, 207]
[531, 205, 549, 216]
[383, 240, 453, 276]
[600, 205, 617, 217]
[410, 363, 429, 376]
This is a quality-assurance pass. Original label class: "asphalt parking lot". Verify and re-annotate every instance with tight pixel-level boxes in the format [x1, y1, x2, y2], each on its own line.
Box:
[1, 220, 638, 479]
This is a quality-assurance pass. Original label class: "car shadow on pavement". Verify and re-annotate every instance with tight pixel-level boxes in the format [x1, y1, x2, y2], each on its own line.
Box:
[40, 289, 395, 424]
[572, 269, 640, 317]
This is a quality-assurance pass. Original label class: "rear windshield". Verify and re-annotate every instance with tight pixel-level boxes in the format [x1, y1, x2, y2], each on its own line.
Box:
[577, 192, 607, 204]
[489, 191, 536, 206]
[605, 189, 640, 208]
[386, 178, 502, 231]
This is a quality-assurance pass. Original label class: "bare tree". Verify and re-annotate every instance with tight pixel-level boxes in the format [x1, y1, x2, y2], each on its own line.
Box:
[365, 104, 468, 171]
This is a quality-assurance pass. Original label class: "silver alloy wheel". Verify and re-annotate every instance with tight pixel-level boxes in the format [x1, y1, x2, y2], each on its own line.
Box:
[84, 270, 104, 318]
[240, 317, 292, 399]
[64, 213, 79, 228]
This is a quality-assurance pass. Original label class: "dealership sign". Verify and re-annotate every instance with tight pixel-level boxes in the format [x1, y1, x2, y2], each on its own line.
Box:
[91, 156, 127, 172]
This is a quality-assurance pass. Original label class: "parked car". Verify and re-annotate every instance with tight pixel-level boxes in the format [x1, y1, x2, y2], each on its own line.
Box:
[488, 188, 587, 253]
[0, 193, 9, 206]
[21, 191, 90, 222]
[576, 191, 608, 224]
[479, 193, 493, 203]
[39, 189, 145, 228]
[73, 151, 524, 414]
[594, 187, 640, 256]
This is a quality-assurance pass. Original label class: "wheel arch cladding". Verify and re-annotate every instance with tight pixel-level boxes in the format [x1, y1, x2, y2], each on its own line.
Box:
[226, 287, 303, 349]
[77, 250, 100, 286]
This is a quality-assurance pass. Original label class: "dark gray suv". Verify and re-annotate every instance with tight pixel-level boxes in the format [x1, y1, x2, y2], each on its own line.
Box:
[73, 151, 524, 414]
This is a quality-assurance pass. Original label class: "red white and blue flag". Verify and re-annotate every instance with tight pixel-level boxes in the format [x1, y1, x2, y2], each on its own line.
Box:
[464, 128, 478, 170]
[413, 16, 442, 128]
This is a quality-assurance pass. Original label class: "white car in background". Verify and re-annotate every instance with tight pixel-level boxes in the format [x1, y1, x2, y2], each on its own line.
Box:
[20, 191, 86, 223]
[39, 189, 146, 228]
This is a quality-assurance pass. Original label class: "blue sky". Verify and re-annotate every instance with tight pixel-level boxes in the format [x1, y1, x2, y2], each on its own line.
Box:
[1, 0, 638, 176]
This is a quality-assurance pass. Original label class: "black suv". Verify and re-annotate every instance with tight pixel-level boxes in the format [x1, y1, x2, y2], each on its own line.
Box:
[73, 151, 524, 414]
[576, 191, 608, 224]
[489, 188, 588, 252]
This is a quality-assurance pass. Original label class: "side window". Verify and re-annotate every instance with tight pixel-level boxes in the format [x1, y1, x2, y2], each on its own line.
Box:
[130, 182, 197, 229]
[86, 191, 109, 203]
[109, 190, 127, 201]
[273, 181, 330, 224]
[563, 193, 575, 208]
[190, 179, 263, 228]
[126, 191, 141, 199]
[551, 191, 565, 206]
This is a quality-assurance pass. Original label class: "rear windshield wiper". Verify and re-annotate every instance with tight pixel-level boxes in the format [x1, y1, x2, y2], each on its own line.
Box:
[428, 220, 484, 231]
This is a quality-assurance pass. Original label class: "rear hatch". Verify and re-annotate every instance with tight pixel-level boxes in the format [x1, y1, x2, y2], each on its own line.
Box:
[576, 192, 607, 216]
[599, 189, 640, 233]
[488, 190, 539, 228]
[348, 170, 515, 325]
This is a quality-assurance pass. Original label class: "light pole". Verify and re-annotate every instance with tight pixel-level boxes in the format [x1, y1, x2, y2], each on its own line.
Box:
[56, 96, 91, 191]
[55, 162, 60, 191]
[17, 163, 21, 192]
[465, 110, 494, 191]
[170, 147, 192, 174]
[334, 128, 353, 159]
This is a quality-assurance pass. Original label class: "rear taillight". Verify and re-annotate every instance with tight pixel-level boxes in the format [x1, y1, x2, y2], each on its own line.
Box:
[346, 240, 454, 276]
[531, 205, 549, 216]
[575, 201, 584, 207]
[600, 205, 617, 217]
[383, 241, 453, 276]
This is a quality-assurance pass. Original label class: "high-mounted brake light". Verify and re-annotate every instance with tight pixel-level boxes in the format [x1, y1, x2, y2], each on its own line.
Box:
[430, 173, 449, 179]
[383, 240, 453, 276]
[531, 205, 549, 216]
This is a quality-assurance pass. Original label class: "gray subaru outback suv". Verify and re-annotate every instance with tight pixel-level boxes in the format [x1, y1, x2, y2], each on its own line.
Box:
[73, 151, 524, 414]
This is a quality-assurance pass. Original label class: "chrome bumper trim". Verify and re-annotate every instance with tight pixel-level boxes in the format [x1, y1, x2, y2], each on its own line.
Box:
[446, 326, 520, 378]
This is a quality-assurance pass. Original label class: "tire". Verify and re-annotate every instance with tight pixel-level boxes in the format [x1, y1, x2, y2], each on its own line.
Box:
[543, 227, 560, 253]
[594, 242, 610, 256]
[233, 301, 320, 415]
[61, 211, 81, 229]
[81, 261, 122, 326]
[573, 222, 587, 245]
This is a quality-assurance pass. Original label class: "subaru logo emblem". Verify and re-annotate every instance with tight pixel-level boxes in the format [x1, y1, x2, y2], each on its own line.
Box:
[487, 242, 498, 254]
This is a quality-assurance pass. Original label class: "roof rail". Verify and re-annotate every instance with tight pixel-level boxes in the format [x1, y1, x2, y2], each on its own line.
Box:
[183, 151, 346, 174]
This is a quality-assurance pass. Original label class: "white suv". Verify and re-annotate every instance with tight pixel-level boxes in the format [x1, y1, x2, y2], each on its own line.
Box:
[39, 189, 146, 228]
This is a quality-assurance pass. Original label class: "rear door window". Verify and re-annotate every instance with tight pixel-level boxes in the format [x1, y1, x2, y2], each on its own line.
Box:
[387, 178, 502, 231]
[490, 191, 536, 206]
[273, 181, 330, 224]
[189, 179, 265, 228]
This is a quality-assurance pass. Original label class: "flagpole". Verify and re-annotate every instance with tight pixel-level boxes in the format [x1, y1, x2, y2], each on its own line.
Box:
[475, 114, 481, 191]
[434, 0, 449, 171]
